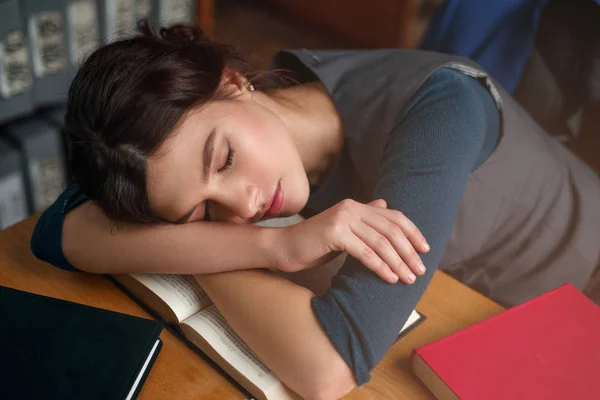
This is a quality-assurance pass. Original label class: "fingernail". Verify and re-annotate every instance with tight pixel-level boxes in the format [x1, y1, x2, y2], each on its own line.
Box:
[418, 262, 426, 274]
[407, 272, 416, 283]
[389, 272, 399, 283]
[423, 240, 430, 251]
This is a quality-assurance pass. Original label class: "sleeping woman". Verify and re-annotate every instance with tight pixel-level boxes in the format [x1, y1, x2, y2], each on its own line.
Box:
[31, 23, 600, 399]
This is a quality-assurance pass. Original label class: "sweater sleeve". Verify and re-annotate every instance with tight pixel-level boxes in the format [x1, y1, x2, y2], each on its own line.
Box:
[310, 68, 501, 384]
[30, 182, 88, 271]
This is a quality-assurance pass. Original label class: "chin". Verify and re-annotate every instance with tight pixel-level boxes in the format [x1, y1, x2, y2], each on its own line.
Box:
[291, 193, 310, 215]
[279, 176, 310, 216]
[275, 205, 302, 219]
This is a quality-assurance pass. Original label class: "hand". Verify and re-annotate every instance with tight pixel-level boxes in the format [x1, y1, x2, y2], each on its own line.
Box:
[275, 198, 430, 284]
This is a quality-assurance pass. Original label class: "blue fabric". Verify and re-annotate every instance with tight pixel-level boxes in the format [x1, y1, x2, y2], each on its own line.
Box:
[419, 0, 600, 94]
[311, 68, 500, 384]
[30, 182, 87, 271]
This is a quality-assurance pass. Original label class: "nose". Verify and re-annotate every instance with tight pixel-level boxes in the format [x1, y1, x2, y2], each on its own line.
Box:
[211, 180, 260, 222]
[239, 183, 260, 219]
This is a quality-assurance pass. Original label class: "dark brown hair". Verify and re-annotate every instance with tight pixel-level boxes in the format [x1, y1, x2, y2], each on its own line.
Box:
[65, 21, 279, 224]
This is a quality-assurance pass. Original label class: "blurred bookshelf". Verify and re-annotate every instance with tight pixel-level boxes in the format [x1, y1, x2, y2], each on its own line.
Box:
[0, 0, 201, 230]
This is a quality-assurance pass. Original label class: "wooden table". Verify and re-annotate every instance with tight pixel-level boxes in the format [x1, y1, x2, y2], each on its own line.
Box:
[0, 217, 504, 399]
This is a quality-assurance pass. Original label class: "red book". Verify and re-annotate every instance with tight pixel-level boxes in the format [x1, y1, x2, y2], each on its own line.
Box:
[411, 283, 600, 400]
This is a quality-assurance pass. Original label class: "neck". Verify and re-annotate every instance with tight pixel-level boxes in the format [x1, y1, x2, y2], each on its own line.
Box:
[252, 82, 344, 186]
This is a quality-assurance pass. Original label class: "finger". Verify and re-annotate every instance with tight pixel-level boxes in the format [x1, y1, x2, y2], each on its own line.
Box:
[367, 199, 387, 209]
[350, 222, 417, 284]
[361, 213, 426, 278]
[370, 207, 430, 253]
[341, 230, 399, 283]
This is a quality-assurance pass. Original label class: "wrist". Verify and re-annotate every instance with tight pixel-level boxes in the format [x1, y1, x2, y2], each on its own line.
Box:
[257, 226, 288, 270]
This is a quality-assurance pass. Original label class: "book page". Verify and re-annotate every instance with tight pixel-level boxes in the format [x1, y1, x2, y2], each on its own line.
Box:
[401, 310, 421, 334]
[253, 214, 305, 228]
[114, 274, 212, 323]
[180, 306, 300, 400]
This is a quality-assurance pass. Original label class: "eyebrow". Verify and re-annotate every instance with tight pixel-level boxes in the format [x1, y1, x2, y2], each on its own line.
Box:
[173, 128, 216, 224]
[203, 128, 216, 183]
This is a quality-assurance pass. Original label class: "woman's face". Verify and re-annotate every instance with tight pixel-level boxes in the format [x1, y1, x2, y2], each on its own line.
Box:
[146, 92, 310, 225]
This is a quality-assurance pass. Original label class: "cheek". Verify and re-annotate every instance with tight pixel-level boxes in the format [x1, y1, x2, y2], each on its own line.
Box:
[289, 175, 311, 213]
[235, 107, 308, 212]
[240, 113, 295, 169]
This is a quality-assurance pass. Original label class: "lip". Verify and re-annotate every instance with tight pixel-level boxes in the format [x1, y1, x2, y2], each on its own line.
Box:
[265, 181, 284, 217]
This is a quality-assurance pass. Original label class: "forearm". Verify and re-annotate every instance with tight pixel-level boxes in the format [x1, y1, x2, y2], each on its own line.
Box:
[196, 270, 356, 400]
[62, 201, 281, 274]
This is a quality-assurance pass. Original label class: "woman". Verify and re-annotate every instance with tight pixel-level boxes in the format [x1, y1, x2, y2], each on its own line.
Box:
[31, 23, 600, 399]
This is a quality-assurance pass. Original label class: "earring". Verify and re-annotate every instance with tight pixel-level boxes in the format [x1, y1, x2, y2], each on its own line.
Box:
[248, 83, 255, 92]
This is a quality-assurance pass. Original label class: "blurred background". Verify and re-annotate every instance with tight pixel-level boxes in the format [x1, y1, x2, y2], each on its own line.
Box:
[0, 0, 598, 230]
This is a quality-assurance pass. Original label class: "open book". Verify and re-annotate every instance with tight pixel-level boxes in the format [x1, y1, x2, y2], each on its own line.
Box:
[112, 215, 424, 400]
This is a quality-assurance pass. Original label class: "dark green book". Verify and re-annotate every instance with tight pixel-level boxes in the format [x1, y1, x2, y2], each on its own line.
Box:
[0, 285, 163, 400]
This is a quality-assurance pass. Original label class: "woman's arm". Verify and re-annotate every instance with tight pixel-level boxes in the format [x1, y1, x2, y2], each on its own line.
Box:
[32, 180, 428, 280]
[31, 183, 427, 279]
[196, 269, 356, 400]
[61, 203, 281, 274]
[31, 184, 280, 274]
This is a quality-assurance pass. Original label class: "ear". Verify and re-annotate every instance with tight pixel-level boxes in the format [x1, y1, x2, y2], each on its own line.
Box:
[219, 68, 252, 98]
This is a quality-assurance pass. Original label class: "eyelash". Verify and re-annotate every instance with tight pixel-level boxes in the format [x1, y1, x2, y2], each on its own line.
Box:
[218, 146, 235, 173]
[204, 146, 235, 222]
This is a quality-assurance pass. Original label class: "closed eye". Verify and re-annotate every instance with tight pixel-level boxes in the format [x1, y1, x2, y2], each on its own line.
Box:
[204, 145, 234, 222]
[218, 146, 235, 173]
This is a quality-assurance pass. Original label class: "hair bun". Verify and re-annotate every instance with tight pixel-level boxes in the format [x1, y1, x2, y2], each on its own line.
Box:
[159, 24, 208, 45]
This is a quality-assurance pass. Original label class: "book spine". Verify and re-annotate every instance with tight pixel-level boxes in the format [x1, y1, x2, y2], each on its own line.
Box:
[0, 142, 29, 229]
[22, 0, 72, 106]
[135, 0, 157, 28]
[65, 0, 101, 70]
[0, 0, 35, 124]
[157, 0, 196, 26]
[3, 117, 68, 213]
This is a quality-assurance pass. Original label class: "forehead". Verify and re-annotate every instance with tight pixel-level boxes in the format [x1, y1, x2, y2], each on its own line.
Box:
[152, 99, 243, 164]
[145, 108, 208, 217]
